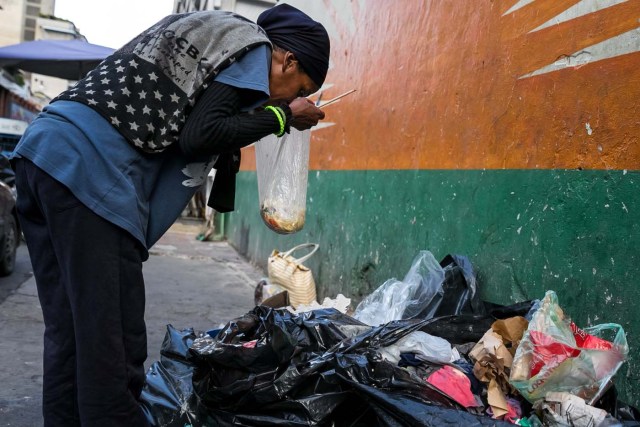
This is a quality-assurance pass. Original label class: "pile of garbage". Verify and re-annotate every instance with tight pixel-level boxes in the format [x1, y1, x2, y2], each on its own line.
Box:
[140, 251, 639, 426]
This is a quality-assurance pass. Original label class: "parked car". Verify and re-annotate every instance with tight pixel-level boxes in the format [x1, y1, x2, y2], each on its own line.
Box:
[0, 154, 19, 276]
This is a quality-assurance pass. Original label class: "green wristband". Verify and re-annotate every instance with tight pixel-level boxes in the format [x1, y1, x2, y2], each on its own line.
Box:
[265, 105, 285, 137]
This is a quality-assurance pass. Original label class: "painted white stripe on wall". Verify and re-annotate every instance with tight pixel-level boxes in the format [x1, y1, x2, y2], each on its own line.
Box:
[311, 121, 336, 131]
[503, 0, 535, 16]
[531, 0, 628, 32]
[519, 27, 640, 79]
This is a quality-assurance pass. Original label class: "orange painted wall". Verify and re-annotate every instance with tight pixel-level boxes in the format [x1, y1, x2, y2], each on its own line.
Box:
[241, 0, 640, 171]
[229, 1, 640, 404]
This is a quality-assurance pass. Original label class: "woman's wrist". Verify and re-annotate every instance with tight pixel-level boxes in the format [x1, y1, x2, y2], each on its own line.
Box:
[264, 105, 286, 136]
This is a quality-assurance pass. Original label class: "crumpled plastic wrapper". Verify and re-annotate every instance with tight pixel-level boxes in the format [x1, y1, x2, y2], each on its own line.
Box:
[509, 291, 628, 404]
[289, 294, 352, 315]
[534, 392, 609, 427]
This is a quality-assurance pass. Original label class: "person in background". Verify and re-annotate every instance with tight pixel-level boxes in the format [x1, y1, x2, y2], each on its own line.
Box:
[10, 3, 329, 426]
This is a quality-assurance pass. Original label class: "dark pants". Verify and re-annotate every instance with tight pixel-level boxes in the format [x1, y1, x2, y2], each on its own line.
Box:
[14, 159, 150, 427]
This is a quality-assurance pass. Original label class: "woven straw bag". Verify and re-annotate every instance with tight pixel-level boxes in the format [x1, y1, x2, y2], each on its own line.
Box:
[267, 243, 319, 307]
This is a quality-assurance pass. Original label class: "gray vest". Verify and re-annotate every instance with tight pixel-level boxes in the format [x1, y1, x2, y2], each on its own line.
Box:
[53, 11, 271, 153]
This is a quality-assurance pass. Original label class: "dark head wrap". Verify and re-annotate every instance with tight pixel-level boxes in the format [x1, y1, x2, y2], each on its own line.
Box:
[257, 3, 330, 87]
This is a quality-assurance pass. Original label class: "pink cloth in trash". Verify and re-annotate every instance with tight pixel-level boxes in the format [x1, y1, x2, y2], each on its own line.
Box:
[426, 365, 479, 408]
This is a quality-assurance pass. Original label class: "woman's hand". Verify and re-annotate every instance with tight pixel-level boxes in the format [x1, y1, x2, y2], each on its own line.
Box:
[288, 97, 325, 130]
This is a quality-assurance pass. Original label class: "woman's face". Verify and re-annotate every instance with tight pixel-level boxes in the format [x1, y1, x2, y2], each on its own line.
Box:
[268, 50, 319, 102]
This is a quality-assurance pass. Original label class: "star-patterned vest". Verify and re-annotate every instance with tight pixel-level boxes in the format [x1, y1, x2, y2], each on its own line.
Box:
[53, 11, 271, 153]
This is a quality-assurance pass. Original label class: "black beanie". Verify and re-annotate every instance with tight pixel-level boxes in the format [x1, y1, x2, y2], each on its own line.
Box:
[257, 3, 330, 87]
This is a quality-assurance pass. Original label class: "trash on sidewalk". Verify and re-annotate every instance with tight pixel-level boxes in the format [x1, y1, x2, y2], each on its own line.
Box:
[469, 327, 516, 418]
[533, 392, 610, 426]
[288, 293, 351, 315]
[353, 251, 485, 326]
[141, 307, 519, 426]
[426, 365, 484, 408]
[509, 290, 628, 404]
[140, 250, 639, 427]
[256, 277, 351, 314]
[253, 278, 285, 306]
[378, 330, 460, 365]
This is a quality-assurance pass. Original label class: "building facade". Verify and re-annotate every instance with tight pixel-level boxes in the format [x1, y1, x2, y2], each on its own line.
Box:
[22, 0, 55, 41]
[210, 0, 640, 406]
[172, 0, 276, 21]
[30, 15, 81, 101]
[0, 0, 55, 45]
[0, 0, 82, 110]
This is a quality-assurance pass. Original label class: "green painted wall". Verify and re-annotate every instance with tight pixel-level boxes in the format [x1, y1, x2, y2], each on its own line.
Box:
[226, 169, 639, 405]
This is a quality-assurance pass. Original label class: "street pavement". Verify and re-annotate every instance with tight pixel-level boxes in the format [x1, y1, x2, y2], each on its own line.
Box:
[0, 219, 265, 426]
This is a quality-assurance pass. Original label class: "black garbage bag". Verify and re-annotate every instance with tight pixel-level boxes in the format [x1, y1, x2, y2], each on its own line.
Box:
[418, 300, 534, 345]
[432, 254, 486, 318]
[140, 325, 199, 427]
[594, 385, 640, 426]
[188, 308, 366, 412]
[141, 306, 522, 426]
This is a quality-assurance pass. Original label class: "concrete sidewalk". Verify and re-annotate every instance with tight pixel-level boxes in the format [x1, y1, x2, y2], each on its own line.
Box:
[0, 220, 265, 426]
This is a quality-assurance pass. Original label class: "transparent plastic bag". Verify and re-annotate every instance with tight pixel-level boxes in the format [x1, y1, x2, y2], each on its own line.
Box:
[509, 290, 628, 404]
[353, 250, 446, 326]
[255, 129, 310, 234]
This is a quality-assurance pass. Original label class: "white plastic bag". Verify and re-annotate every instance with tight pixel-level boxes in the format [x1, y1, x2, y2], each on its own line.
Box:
[353, 250, 446, 326]
[378, 331, 460, 365]
[255, 129, 310, 234]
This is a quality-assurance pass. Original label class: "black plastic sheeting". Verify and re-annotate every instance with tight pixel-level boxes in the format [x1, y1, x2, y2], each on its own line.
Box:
[140, 253, 640, 426]
[594, 385, 640, 426]
[141, 304, 533, 426]
[141, 325, 198, 427]
[433, 254, 486, 318]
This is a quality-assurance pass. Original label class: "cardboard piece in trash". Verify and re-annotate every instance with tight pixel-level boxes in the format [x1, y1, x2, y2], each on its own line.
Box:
[487, 379, 510, 418]
[260, 290, 290, 308]
[470, 328, 514, 419]
[491, 316, 528, 356]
